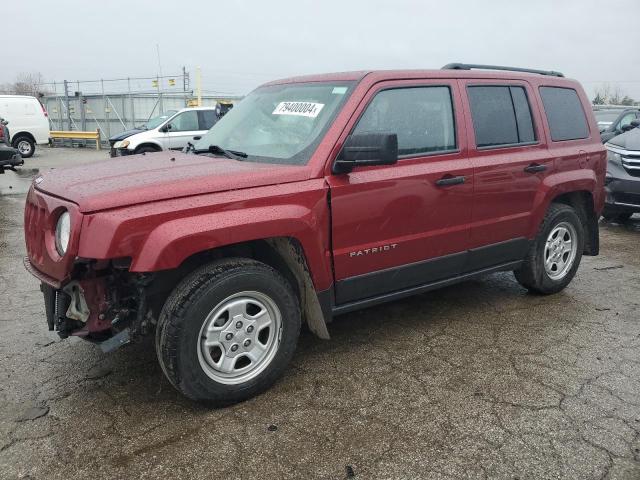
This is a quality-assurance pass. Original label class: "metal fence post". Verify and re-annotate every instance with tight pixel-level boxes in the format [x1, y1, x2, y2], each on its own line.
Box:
[102, 80, 110, 141]
[63, 80, 71, 131]
[128, 77, 135, 128]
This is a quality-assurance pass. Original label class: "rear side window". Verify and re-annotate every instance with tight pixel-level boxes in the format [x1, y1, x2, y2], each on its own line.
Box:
[467, 86, 536, 148]
[539, 87, 589, 141]
[199, 110, 218, 130]
[353, 86, 456, 156]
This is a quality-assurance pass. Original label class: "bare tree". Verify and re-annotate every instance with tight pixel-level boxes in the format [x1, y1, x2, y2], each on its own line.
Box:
[592, 83, 637, 106]
[0, 72, 50, 97]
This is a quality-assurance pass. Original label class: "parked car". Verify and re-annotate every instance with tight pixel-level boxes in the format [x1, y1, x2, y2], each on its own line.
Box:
[109, 107, 220, 157]
[593, 107, 640, 143]
[24, 64, 605, 405]
[0, 95, 50, 158]
[0, 143, 23, 170]
[0, 117, 10, 145]
[108, 110, 177, 156]
[602, 120, 640, 222]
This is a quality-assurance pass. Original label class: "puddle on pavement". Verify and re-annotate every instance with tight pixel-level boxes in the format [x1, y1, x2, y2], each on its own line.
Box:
[0, 168, 38, 195]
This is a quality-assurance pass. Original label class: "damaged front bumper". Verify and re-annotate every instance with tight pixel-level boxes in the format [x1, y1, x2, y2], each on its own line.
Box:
[26, 257, 153, 353]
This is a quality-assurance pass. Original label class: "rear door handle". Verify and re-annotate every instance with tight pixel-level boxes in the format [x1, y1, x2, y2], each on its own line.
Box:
[435, 175, 466, 187]
[524, 163, 547, 173]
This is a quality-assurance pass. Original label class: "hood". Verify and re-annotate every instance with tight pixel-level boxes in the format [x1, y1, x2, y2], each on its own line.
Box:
[35, 151, 313, 212]
[608, 127, 640, 151]
[108, 128, 144, 142]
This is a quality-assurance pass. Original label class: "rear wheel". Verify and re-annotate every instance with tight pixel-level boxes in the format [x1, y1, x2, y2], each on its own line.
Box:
[12, 135, 35, 158]
[514, 203, 584, 294]
[156, 258, 301, 405]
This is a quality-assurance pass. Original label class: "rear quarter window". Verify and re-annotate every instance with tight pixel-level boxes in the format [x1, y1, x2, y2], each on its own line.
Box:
[539, 87, 589, 141]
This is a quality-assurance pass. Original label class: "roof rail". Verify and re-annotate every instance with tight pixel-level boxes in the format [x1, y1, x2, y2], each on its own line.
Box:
[442, 63, 564, 78]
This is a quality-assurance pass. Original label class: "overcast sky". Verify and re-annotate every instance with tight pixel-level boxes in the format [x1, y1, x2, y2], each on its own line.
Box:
[5, 0, 640, 99]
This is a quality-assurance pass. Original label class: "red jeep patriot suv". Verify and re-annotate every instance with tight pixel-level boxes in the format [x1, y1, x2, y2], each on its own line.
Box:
[24, 64, 605, 404]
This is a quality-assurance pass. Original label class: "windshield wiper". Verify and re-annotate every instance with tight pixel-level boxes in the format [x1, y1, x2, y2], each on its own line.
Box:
[196, 144, 248, 160]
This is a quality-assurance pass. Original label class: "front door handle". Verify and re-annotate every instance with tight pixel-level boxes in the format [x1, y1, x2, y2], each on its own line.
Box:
[524, 163, 547, 173]
[435, 175, 466, 187]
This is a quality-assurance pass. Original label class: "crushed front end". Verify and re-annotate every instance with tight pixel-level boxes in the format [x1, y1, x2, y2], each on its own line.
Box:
[24, 185, 154, 352]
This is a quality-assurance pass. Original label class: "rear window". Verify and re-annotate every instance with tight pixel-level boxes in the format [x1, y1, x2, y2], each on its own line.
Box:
[539, 87, 589, 141]
[467, 86, 536, 148]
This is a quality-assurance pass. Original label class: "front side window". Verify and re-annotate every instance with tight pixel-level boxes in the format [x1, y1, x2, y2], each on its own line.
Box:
[193, 82, 354, 165]
[467, 85, 536, 148]
[539, 86, 589, 141]
[168, 111, 199, 132]
[352, 86, 456, 156]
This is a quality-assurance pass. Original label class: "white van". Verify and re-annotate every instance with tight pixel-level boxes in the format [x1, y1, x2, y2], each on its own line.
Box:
[0, 95, 50, 158]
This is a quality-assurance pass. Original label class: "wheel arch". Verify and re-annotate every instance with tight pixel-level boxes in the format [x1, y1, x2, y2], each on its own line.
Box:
[11, 131, 36, 144]
[134, 142, 163, 153]
[531, 171, 600, 256]
[148, 237, 331, 339]
[550, 190, 599, 256]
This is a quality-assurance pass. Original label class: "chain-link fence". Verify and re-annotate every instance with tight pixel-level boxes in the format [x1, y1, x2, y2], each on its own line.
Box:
[39, 73, 243, 146]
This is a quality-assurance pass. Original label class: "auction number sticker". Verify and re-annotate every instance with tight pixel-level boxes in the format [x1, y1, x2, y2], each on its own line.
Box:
[272, 101, 324, 118]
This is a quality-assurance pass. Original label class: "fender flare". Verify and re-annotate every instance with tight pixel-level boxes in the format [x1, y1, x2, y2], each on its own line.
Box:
[528, 169, 597, 238]
[130, 204, 333, 291]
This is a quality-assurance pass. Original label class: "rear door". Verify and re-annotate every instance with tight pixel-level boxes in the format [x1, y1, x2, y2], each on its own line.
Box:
[460, 80, 551, 271]
[327, 79, 473, 305]
[198, 109, 218, 132]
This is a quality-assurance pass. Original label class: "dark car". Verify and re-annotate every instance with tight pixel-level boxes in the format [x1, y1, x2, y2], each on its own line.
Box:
[603, 122, 640, 222]
[594, 108, 640, 143]
[0, 143, 23, 171]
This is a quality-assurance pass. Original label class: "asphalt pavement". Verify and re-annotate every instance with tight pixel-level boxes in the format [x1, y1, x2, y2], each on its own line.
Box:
[1, 147, 639, 479]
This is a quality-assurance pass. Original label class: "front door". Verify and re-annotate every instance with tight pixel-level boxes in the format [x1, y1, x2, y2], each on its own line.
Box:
[165, 110, 204, 150]
[327, 80, 473, 305]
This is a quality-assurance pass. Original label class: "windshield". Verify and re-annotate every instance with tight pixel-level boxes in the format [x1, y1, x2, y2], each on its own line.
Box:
[593, 110, 619, 124]
[193, 82, 354, 164]
[145, 110, 177, 129]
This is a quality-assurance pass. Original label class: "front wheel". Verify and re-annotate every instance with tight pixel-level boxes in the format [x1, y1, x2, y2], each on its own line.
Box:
[514, 203, 584, 294]
[156, 258, 301, 405]
[12, 135, 35, 158]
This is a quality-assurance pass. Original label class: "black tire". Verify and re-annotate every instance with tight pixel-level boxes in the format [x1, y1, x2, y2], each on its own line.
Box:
[602, 210, 632, 223]
[135, 146, 159, 154]
[156, 258, 301, 405]
[12, 135, 35, 158]
[514, 203, 584, 295]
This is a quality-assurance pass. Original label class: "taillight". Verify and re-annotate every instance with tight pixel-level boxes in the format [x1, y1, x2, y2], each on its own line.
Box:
[38, 99, 48, 118]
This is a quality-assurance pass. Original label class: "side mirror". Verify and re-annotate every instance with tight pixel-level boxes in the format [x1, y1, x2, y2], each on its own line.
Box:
[333, 133, 398, 174]
[161, 124, 172, 133]
[630, 120, 640, 128]
[621, 123, 636, 132]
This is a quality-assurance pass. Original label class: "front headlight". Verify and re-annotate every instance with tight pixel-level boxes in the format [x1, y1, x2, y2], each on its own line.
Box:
[55, 211, 71, 256]
[114, 140, 130, 149]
